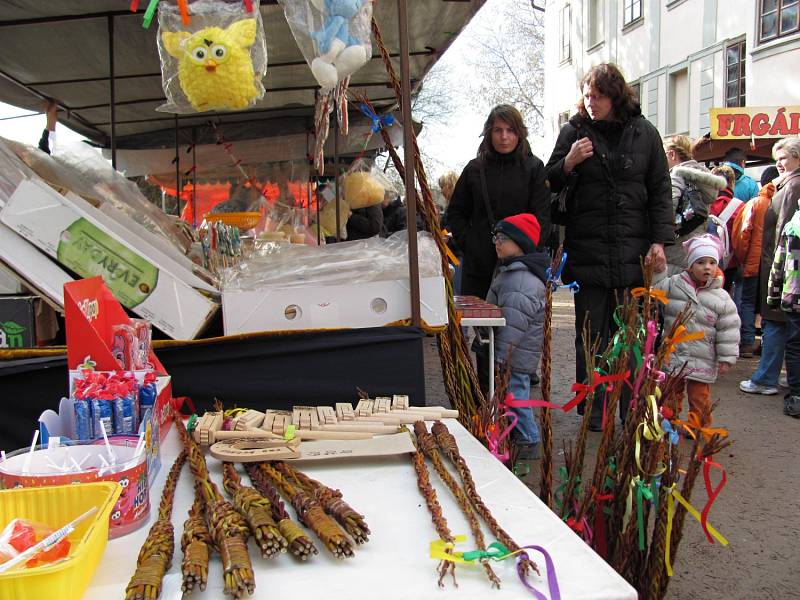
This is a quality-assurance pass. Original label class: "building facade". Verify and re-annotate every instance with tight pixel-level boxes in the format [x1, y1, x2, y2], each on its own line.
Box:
[542, 0, 800, 152]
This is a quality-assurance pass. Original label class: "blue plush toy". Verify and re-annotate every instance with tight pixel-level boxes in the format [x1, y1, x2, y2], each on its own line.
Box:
[309, 0, 369, 89]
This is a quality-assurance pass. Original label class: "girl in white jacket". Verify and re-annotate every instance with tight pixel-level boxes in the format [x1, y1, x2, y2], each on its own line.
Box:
[653, 234, 740, 427]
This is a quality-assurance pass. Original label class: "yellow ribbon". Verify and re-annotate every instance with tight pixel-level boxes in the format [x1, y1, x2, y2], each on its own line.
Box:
[429, 535, 469, 564]
[631, 286, 669, 305]
[440, 230, 461, 266]
[664, 485, 729, 576]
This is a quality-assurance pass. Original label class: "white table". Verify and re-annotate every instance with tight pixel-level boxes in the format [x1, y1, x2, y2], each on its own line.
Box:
[461, 316, 506, 400]
[86, 420, 636, 600]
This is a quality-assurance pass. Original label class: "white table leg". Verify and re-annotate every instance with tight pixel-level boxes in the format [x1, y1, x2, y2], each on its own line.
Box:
[488, 327, 495, 400]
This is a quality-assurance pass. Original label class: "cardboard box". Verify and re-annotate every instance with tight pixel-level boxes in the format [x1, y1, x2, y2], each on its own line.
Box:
[222, 276, 448, 334]
[0, 180, 218, 339]
[0, 295, 36, 348]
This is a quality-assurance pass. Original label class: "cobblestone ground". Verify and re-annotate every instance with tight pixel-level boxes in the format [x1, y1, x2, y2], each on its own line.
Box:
[423, 288, 800, 599]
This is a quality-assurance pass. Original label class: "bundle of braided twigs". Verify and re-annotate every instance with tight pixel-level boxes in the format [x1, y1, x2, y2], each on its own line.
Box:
[410, 431, 458, 587]
[431, 421, 539, 578]
[273, 461, 370, 544]
[222, 462, 288, 559]
[244, 463, 318, 560]
[367, 18, 485, 433]
[257, 462, 354, 559]
[124, 450, 187, 600]
[174, 414, 255, 598]
[414, 421, 501, 588]
[181, 487, 213, 593]
[538, 250, 558, 507]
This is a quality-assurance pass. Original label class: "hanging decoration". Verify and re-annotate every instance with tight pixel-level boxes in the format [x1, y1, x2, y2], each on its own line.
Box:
[280, 0, 372, 91]
[157, 0, 268, 114]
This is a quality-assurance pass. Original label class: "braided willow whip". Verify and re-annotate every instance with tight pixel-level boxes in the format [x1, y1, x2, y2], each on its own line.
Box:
[538, 252, 557, 507]
[431, 421, 539, 578]
[414, 421, 501, 588]
[274, 462, 370, 544]
[368, 21, 485, 431]
[124, 450, 187, 600]
[223, 462, 288, 558]
[410, 435, 457, 587]
[259, 462, 354, 559]
[174, 414, 255, 598]
[244, 463, 318, 560]
[181, 487, 213, 593]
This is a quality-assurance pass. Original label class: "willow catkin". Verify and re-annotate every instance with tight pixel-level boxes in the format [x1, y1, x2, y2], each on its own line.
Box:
[124, 450, 187, 600]
[415, 421, 501, 588]
[223, 462, 287, 558]
[275, 462, 370, 544]
[244, 462, 318, 560]
[259, 462, 354, 559]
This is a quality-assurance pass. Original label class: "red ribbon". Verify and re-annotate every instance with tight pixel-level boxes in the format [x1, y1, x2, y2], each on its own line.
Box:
[701, 458, 727, 544]
[502, 371, 631, 414]
[130, 0, 140, 11]
[592, 491, 614, 559]
[243, 0, 254, 12]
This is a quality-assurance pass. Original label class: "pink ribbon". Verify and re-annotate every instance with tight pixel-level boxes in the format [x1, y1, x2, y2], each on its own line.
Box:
[486, 411, 518, 463]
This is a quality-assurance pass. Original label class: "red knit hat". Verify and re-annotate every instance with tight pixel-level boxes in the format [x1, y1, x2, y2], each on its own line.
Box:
[494, 213, 541, 254]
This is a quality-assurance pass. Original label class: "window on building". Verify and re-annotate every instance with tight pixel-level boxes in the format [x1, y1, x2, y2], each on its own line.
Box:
[558, 111, 570, 127]
[759, 0, 800, 42]
[623, 0, 642, 26]
[725, 40, 746, 108]
[560, 4, 572, 63]
[668, 69, 689, 134]
[587, 0, 604, 47]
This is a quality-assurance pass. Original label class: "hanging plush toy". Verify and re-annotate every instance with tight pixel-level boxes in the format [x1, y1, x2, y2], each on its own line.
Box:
[280, 0, 372, 91]
[157, 0, 268, 114]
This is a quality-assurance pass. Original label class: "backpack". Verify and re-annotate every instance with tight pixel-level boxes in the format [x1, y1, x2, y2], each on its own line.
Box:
[706, 197, 744, 268]
[676, 181, 709, 235]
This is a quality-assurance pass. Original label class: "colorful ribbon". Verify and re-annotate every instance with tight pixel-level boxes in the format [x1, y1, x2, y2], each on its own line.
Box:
[625, 476, 654, 550]
[177, 0, 190, 25]
[631, 286, 669, 305]
[701, 458, 727, 544]
[485, 411, 518, 464]
[502, 370, 630, 414]
[663, 325, 705, 363]
[545, 253, 579, 293]
[142, 0, 160, 28]
[673, 412, 729, 442]
[358, 103, 395, 133]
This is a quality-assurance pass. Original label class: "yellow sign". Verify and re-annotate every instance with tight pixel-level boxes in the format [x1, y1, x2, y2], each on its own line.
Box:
[709, 106, 800, 139]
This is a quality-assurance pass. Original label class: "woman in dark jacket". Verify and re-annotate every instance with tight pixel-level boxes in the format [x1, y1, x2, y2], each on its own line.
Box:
[545, 63, 673, 429]
[446, 105, 551, 299]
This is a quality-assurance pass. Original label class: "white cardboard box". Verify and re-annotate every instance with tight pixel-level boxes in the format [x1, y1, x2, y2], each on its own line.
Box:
[222, 276, 448, 334]
[0, 179, 218, 339]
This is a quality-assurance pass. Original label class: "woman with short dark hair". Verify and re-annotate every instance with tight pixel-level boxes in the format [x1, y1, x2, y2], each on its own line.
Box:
[446, 104, 551, 299]
[545, 63, 673, 429]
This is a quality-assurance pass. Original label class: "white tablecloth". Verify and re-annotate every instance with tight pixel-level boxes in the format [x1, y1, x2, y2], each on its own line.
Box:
[85, 419, 636, 599]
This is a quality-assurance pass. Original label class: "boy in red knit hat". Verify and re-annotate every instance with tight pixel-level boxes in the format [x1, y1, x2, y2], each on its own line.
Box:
[486, 213, 550, 460]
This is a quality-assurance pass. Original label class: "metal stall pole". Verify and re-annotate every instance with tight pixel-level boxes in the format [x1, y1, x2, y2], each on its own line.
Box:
[174, 114, 181, 216]
[397, 0, 421, 327]
[107, 15, 117, 169]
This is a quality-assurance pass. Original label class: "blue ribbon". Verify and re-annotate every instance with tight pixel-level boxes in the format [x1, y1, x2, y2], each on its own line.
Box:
[358, 103, 395, 133]
[545, 253, 580, 293]
[662, 419, 679, 445]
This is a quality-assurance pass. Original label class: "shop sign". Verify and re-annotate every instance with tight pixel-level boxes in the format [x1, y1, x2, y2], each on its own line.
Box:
[710, 106, 800, 139]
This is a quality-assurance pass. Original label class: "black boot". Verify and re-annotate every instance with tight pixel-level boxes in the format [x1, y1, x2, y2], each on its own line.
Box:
[784, 396, 800, 418]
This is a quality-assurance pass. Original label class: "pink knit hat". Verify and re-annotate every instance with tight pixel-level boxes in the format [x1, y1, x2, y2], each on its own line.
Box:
[682, 234, 724, 266]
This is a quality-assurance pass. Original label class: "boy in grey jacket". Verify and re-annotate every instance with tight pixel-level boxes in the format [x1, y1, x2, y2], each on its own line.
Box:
[487, 213, 549, 459]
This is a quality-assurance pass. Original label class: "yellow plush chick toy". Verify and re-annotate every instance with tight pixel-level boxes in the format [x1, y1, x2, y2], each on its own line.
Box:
[162, 19, 259, 112]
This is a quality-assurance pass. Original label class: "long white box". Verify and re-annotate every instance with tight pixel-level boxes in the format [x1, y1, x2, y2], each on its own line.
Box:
[1, 179, 218, 339]
[222, 276, 448, 334]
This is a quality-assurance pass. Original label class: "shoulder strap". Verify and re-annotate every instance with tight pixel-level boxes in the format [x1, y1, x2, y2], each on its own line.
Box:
[718, 198, 743, 225]
[478, 159, 496, 227]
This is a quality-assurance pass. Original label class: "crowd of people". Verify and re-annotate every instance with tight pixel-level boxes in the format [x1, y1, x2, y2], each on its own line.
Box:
[437, 62, 800, 455]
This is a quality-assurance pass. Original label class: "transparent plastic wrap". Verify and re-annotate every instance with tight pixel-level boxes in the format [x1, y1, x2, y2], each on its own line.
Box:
[157, 0, 268, 113]
[311, 183, 350, 239]
[5, 139, 194, 256]
[343, 158, 392, 209]
[221, 230, 442, 290]
[279, 0, 372, 90]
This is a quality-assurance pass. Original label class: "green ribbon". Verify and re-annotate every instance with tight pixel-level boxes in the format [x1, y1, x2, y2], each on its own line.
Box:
[634, 477, 654, 551]
[555, 466, 582, 515]
[462, 542, 512, 562]
[186, 414, 198, 435]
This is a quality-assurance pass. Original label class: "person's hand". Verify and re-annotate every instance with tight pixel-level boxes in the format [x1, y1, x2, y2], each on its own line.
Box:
[717, 362, 730, 376]
[645, 243, 666, 272]
[44, 99, 58, 131]
[563, 137, 593, 173]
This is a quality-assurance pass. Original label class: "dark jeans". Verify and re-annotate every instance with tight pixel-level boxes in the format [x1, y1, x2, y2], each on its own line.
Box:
[574, 285, 630, 422]
[739, 276, 758, 347]
[785, 311, 800, 398]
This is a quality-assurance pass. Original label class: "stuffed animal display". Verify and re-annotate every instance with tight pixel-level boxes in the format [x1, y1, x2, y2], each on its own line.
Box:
[309, 0, 370, 89]
[162, 19, 260, 112]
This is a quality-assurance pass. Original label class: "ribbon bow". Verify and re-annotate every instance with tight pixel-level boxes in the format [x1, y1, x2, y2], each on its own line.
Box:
[545, 252, 580, 293]
[625, 476, 655, 550]
[672, 412, 728, 442]
[663, 325, 705, 362]
[631, 286, 670, 305]
[358, 103, 395, 133]
[662, 418, 680, 445]
[485, 411, 518, 464]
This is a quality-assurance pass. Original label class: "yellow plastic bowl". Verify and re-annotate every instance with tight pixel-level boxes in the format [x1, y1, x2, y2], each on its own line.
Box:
[205, 211, 261, 230]
[0, 482, 122, 600]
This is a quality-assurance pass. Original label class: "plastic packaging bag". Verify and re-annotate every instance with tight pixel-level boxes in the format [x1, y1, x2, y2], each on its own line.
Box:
[280, 0, 372, 90]
[313, 183, 351, 240]
[343, 158, 393, 209]
[157, 0, 268, 114]
[0, 519, 71, 569]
